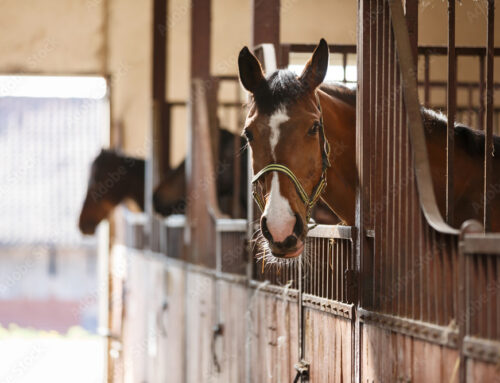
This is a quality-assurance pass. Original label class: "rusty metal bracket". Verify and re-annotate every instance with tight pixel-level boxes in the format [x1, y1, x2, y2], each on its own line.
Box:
[212, 323, 224, 373]
[293, 360, 310, 382]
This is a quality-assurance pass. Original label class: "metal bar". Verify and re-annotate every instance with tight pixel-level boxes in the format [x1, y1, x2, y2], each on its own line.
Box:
[468, 85, 474, 126]
[484, 0, 495, 232]
[358, 308, 459, 348]
[424, 53, 430, 107]
[283, 43, 357, 54]
[417, 80, 500, 89]
[307, 224, 354, 239]
[462, 233, 500, 254]
[252, 0, 280, 54]
[382, 1, 390, 313]
[342, 53, 348, 83]
[446, 0, 456, 226]
[190, 0, 211, 80]
[388, 0, 458, 235]
[418, 46, 500, 56]
[374, 0, 384, 310]
[479, 55, 486, 130]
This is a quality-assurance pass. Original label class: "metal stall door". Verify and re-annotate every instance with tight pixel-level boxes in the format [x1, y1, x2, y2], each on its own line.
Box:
[298, 226, 357, 382]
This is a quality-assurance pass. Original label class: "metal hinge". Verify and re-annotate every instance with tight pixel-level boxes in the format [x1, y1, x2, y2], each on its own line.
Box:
[345, 269, 358, 303]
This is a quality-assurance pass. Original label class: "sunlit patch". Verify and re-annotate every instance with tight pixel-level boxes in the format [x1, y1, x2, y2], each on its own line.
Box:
[0, 76, 107, 99]
[288, 64, 357, 83]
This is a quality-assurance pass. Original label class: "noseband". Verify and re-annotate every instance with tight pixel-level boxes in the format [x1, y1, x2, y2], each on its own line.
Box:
[251, 95, 331, 221]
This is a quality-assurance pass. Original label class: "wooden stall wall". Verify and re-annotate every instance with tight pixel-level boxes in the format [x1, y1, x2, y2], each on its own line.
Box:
[216, 280, 248, 383]
[304, 310, 352, 382]
[185, 269, 216, 383]
[247, 290, 299, 383]
[161, 260, 187, 383]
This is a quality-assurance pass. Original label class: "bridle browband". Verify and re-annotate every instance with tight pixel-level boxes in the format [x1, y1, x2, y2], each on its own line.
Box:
[251, 94, 331, 222]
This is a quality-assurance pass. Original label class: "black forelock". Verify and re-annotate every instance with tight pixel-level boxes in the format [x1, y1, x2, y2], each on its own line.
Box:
[251, 69, 308, 114]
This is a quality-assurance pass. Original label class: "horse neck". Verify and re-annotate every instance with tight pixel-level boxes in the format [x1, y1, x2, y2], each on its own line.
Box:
[318, 89, 357, 225]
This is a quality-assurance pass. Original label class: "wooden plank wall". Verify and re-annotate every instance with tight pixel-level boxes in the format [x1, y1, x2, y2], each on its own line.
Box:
[185, 272, 217, 383]
[304, 309, 352, 382]
[161, 262, 187, 383]
[247, 290, 299, 383]
[466, 359, 500, 382]
[120, 249, 150, 383]
[146, 259, 169, 383]
[361, 324, 460, 383]
[217, 281, 248, 383]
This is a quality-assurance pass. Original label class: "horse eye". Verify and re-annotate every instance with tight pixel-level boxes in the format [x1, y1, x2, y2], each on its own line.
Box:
[243, 129, 253, 142]
[308, 123, 320, 136]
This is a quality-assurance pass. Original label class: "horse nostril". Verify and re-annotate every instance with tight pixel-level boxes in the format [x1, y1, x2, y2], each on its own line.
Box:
[282, 235, 297, 248]
[261, 216, 273, 243]
[293, 214, 303, 237]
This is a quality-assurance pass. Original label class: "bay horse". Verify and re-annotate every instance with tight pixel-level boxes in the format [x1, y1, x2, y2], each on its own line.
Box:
[79, 150, 145, 235]
[238, 39, 500, 258]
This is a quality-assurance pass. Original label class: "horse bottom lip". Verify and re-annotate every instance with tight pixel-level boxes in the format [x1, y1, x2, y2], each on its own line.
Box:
[272, 242, 304, 259]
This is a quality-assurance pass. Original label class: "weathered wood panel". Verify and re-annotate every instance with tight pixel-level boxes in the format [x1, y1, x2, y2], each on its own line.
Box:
[161, 261, 187, 383]
[466, 359, 500, 382]
[247, 290, 298, 383]
[185, 271, 216, 383]
[146, 259, 169, 383]
[361, 324, 460, 383]
[217, 281, 248, 383]
[303, 309, 352, 382]
[121, 249, 149, 383]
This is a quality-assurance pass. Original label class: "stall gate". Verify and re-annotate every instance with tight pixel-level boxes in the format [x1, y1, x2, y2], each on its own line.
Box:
[113, 1, 500, 382]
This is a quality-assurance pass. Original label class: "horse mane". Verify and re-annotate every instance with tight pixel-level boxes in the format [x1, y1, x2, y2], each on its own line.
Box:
[319, 83, 357, 108]
[251, 69, 358, 114]
[94, 149, 145, 166]
[421, 108, 500, 158]
[318, 84, 500, 158]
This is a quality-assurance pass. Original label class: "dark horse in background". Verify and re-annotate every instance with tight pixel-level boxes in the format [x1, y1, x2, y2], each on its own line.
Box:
[79, 129, 252, 235]
[79, 150, 145, 235]
[238, 39, 500, 258]
[153, 128, 249, 218]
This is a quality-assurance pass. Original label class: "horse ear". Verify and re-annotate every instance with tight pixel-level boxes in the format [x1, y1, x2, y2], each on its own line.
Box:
[238, 46, 265, 93]
[299, 38, 329, 91]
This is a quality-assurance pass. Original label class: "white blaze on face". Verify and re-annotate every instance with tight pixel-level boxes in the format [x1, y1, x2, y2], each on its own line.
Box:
[262, 107, 295, 243]
[268, 107, 289, 160]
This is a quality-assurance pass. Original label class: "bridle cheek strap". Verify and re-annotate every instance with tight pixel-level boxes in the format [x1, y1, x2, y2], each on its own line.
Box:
[252, 96, 331, 221]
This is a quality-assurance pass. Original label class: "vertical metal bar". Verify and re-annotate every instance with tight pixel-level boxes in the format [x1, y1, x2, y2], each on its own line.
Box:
[153, 0, 170, 174]
[424, 53, 430, 108]
[468, 85, 473, 127]
[342, 53, 348, 83]
[340, 240, 344, 302]
[374, 0, 384, 311]
[252, 0, 280, 52]
[322, 239, 326, 298]
[479, 55, 486, 130]
[484, 0, 495, 232]
[298, 247, 304, 370]
[486, 255, 494, 339]
[382, 1, 391, 313]
[446, 0, 456, 226]
[191, 0, 211, 80]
